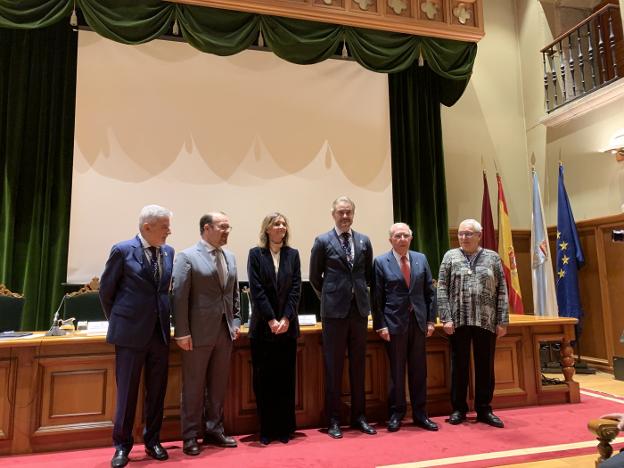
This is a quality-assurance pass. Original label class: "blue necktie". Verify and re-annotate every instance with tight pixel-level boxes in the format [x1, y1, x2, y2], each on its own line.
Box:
[340, 232, 353, 269]
[148, 246, 160, 286]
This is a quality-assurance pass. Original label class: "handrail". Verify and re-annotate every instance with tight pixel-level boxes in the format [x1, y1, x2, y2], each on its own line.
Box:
[540, 3, 619, 53]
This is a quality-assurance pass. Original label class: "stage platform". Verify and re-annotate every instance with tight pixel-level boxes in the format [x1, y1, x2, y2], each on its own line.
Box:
[0, 314, 578, 455]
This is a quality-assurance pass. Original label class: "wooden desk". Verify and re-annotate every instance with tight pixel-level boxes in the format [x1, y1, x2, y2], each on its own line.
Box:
[0, 314, 578, 455]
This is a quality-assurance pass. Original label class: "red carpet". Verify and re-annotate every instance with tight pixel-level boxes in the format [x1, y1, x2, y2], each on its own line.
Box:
[1, 392, 621, 468]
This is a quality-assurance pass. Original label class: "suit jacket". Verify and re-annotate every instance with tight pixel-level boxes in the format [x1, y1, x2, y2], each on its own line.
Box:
[309, 229, 373, 319]
[372, 250, 434, 334]
[247, 246, 301, 341]
[99, 235, 174, 348]
[171, 242, 241, 347]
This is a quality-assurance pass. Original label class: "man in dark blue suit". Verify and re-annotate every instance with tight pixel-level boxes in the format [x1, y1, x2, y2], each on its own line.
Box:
[372, 222, 438, 433]
[310, 196, 376, 439]
[99, 205, 174, 468]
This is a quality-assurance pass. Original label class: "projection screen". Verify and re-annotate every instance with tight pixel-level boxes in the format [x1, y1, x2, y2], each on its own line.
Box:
[67, 31, 393, 282]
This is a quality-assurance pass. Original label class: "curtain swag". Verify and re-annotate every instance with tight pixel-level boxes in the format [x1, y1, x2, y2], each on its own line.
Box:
[1, 0, 476, 81]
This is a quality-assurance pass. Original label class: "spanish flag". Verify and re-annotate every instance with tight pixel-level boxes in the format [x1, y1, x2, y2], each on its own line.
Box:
[497, 173, 524, 314]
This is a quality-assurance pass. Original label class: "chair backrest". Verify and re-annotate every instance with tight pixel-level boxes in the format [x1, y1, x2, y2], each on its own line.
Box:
[0, 284, 25, 332]
[63, 278, 105, 323]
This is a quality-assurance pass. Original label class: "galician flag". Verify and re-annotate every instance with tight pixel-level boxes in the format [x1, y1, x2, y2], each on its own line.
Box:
[497, 173, 524, 314]
[531, 169, 559, 317]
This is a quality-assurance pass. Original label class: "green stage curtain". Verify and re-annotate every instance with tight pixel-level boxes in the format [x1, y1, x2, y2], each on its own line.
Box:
[0, 21, 77, 330]
[389, 65, 450, 274]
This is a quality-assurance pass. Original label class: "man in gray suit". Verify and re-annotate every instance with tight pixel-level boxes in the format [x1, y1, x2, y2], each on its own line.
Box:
[309, 196, 376, 439]
[172, 212, 241, 456]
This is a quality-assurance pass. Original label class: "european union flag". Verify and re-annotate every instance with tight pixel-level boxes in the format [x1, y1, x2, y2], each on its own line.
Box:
[556, 164, 585, 320]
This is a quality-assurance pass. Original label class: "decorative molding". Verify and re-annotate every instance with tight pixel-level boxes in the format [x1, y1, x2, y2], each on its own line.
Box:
[66, 277, 100, 297]
[540, 77, 624, 128]
[168, 0, 485, 42]
[0, 284, 22, 298]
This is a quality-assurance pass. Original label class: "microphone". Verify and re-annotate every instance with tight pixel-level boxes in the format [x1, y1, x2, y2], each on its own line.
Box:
[46, 295, 67, 336]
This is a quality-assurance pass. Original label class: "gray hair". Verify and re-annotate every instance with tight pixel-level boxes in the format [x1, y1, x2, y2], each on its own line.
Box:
[389, 222, 413, 237]
[331, 196, 355, 213]
[138, 205, 172, 228]
[459, 218, 483, 233]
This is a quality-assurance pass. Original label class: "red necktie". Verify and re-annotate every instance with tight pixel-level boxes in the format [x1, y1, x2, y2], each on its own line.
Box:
[400, 255, 410, 287]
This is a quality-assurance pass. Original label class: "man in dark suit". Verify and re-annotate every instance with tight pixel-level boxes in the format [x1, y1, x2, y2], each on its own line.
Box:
[172, 212, 241, 456]
[372, 222, 438, 433]
[99, 205, 174, 468]
[309, 196, 376, 439]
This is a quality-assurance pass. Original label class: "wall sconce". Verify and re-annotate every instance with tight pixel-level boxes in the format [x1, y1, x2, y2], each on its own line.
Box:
[603, 129, 624, 162]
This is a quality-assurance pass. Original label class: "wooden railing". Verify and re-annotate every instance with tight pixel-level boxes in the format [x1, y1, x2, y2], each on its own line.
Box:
[540, 3, 623, 113]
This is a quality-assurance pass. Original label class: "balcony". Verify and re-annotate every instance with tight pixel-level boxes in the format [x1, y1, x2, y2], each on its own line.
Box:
[540, 2, 623, 114]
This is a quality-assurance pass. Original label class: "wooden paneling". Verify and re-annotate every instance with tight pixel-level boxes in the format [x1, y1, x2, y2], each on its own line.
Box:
[34, 355, 115, 435]
[170, 0, 485, 42]
[0, 357, 16, 441]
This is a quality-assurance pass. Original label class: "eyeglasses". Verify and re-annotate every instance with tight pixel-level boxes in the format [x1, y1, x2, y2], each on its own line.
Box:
[458, 231, 476, 238]
[212, 224, 232, 233]
[392, 233, 412, 239]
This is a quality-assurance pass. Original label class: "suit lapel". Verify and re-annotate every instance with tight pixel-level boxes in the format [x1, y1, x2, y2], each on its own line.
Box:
[132, 235, 154, 284]
[261, 248, 278, 289]
[329, 230, 350, 268]
[387, 251, 406, 289]
[408, 251, 418, 291]
[196, 242, 222, 290]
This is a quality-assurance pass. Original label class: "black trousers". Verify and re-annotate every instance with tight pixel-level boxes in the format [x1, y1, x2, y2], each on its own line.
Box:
[449, 325, 497, 415]
[113, 322, 169, 451]
[322, 300, 368, 425]
[385, 313, 427, 420]
[250, 337, 297, 438]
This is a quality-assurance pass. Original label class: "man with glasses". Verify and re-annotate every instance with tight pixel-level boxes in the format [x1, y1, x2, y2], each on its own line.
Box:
[437, 219, 509, 428]
[310, 196, 375, 439]
[372, 223, 437, 433]
[172, 212, 241, 456]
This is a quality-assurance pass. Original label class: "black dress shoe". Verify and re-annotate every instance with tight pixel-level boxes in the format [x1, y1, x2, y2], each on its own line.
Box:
[204, 432, 237, 447]
[183, 438, 201, 456]
[477, 412, 504, 428]
[387, 416, 401, 432]
[327, 423, 343, 439]
[278, 435, 289, 444]
[352, 419, 377, 435]
[111, 449, 129, 468]
[414, 417, 439, 431]
[145, 443, 168, 461]
[448, 410, 466, 425]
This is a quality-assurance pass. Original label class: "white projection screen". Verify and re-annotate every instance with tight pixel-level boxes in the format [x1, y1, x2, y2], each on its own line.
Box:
[67, 31, 393, 282]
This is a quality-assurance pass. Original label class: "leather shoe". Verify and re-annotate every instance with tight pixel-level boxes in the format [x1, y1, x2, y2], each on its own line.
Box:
[327, 423, 343, 439]
[183, 438, 200, 456]
[448, 410, 466, 425]
[278, 435, 289, 444]
[204, 432, 237, 447]
[259, 435, 271, 445]
[414, 417, 439, 431]
[111, 449, 129, 468]
[477, 412, 504, 428]
[351, 419, 377, 435]
[387, 416, 401, 432]
[145, 443, 168, 461]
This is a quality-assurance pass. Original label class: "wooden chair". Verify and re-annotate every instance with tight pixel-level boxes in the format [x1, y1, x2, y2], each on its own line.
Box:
[588, 418, 621, 466]
[0, 284, 25, 331]
[63, 278, 106, 323]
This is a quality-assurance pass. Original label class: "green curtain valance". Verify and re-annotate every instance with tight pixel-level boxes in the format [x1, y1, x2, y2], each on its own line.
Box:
[1, 1, 476, 84]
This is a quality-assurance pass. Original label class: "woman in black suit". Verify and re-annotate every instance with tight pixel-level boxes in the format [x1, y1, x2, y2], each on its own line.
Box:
[247, 212, 301, 445]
